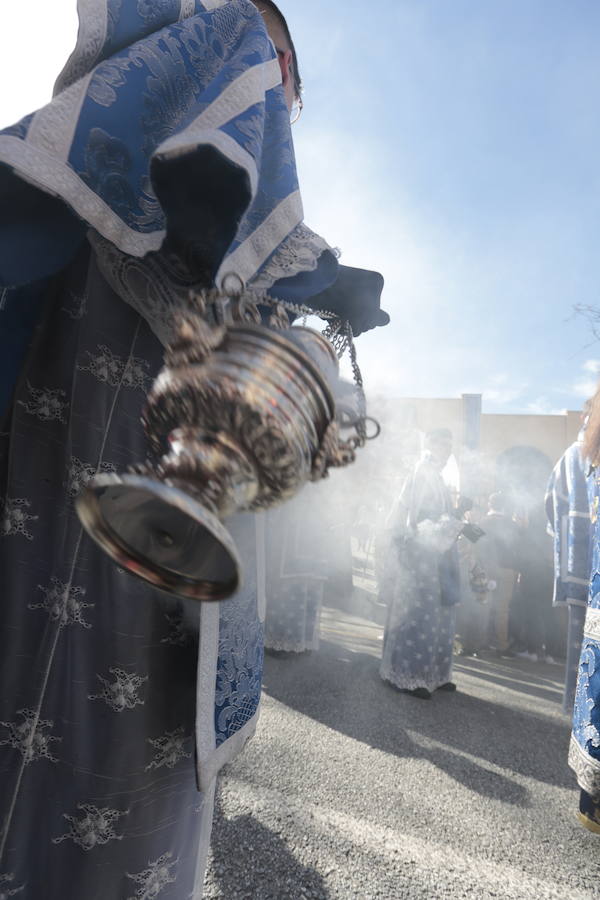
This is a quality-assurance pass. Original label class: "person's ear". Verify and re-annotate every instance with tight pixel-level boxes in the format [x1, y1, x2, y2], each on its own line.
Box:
[277, 47, 293, 94]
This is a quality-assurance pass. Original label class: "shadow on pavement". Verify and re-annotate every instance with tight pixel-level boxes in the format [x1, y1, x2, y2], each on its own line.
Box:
[262, 637, 572, 799]
[207, 790, 329, 900]
[453, 658, 563, 704]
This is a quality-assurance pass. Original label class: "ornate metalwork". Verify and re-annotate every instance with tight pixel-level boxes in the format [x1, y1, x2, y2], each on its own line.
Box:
[76, 286, 377, 601]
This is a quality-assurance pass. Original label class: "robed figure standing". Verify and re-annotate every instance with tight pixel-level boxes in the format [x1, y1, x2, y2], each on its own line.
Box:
[0, 1, 388, 895]
[379, 429, 463, 700]
[569, 399, 600, 833]
[545, 430, 591, 714]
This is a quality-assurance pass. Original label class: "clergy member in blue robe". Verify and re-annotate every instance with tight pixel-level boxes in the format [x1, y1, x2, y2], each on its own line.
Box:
[545, 430, 591, 714]
[264, 485, 328, 654]
[0, 1, 387, 895]
[570, 466, 600, 832]
[569, 397, 600, 833]
[380, 429, 463, 700]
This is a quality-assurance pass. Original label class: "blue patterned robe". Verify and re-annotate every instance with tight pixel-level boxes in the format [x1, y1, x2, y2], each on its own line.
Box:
[0, 1, 339, 895]
[569, 467, 600, 832]
[264, 486, 328, 654]
[380, 455, 463, 693]
[545, 437, 591, 713]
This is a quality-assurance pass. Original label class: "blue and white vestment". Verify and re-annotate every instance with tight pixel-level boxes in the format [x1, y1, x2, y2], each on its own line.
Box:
[545, 437, 591, 713]
[264, 486, 328, 654]
[0, 1, 340, 895]
[380, 454, 463, 693]
[569, 467, 600, 832]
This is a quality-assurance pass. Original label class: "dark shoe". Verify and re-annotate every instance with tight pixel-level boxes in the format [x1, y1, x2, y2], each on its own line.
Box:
[436, 682, 457, 692]
[401, 687, 432, 700]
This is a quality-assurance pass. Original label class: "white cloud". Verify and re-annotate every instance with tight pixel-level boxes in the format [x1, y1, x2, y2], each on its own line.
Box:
[480, 372, 528, 406]
[526, 397, 567, 416]
[572, 359, 600, 399]
[583, 359, 600, 373]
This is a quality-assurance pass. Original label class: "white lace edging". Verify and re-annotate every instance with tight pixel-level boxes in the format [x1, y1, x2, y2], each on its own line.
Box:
[217, 190, 303, 289]
[569, 735, 600, 799]
[249, 222, 335, 292]
[265, 638, 319, 653]
[28, 74, 94, 162]
[89, 231, 197, 347]
[0, 135, 165, 257]
[584, 607, 600, 642]
[197, 707, 260, 792]
[195, 601, 219, 789]
[379, 663, 453, 694]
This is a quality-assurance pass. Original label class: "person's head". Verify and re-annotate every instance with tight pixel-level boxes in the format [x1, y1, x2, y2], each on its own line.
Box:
[424, 428, 452, 469]
[254, 1, 302, 116]
[488, 492, 507, 515]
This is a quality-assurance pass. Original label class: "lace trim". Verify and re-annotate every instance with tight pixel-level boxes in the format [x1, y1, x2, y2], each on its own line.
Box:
[200, 0, 229, 10]
[569, 735, 600, 799]
[0, 135, 165, 257]
[250, 223, 335, 292]
[217, 190, 303, 289]
[380, 663, 453, 694]
[198, 710, 260, 792]
[179, 0, 197, 19]
[584, 607, 600, 642]
[90, 231, 203, 347]
[265, 637, 320, 653]
[27, 74, 94, 162]
[195, 601, 220, 789]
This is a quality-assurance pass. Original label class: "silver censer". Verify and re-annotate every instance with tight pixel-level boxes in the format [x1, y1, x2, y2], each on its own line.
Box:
[76, 287, 371, 601]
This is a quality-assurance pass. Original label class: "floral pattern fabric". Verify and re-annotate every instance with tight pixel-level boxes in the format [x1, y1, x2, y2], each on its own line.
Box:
[0, 0, 325, 291]
[0, 247, 260, 898]
[379, 457, 462, 692]
[570, 469, 600, 807]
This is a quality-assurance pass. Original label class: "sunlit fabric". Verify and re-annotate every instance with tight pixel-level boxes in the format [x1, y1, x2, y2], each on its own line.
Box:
[379, 453, 463, 693]
[0, 0, 339, 417]
[0, 0, 307, 287]
[545, 436, 591, 712]
[569, 468, 600, 831]
[264, 489, 328, 654]
[0, 1, 338, 894]
[0, 245, 266, 896]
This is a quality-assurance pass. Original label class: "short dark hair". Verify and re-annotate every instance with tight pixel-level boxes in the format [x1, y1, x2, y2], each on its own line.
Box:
[255, 0, 302, 97]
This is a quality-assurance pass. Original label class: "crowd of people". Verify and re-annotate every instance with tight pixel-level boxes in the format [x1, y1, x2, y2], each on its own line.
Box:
[264, 417, 600, 835]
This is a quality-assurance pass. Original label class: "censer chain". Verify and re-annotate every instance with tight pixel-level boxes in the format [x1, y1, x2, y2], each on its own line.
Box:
[265, 296, 368, 448]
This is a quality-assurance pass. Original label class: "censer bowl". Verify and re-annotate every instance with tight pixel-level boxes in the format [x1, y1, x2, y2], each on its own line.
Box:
[75, 288, 365, 604]
[76, 473, 241, 601]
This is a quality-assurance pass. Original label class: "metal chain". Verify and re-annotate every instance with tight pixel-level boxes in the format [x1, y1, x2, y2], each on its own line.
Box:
[268, 296, 368, 450]
[199, 288, 370, 450]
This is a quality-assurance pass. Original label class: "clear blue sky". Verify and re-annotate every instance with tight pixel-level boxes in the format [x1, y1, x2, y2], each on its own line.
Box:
[2, 1, 599, 414]
[281, 0, 600, 413]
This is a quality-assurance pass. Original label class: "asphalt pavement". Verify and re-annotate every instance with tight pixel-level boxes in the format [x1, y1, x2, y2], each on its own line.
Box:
[204, 607, 599, 899]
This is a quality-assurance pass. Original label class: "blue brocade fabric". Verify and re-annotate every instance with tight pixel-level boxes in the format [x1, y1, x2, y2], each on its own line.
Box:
[0, 0, 340, 421]
[0, 1, 335, 891]
[545, 439, 592, 712]
[379, 458, 462, 692]
[0, 0, 303, 288]
[545, 439, 591, 609]
[569, 469, 600, 810]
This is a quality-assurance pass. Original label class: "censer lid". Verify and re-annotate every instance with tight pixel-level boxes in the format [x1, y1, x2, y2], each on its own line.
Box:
[76, 473, 241, 601]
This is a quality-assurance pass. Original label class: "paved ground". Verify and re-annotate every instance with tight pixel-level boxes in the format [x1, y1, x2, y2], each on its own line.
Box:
[204, 606, 600, 899]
